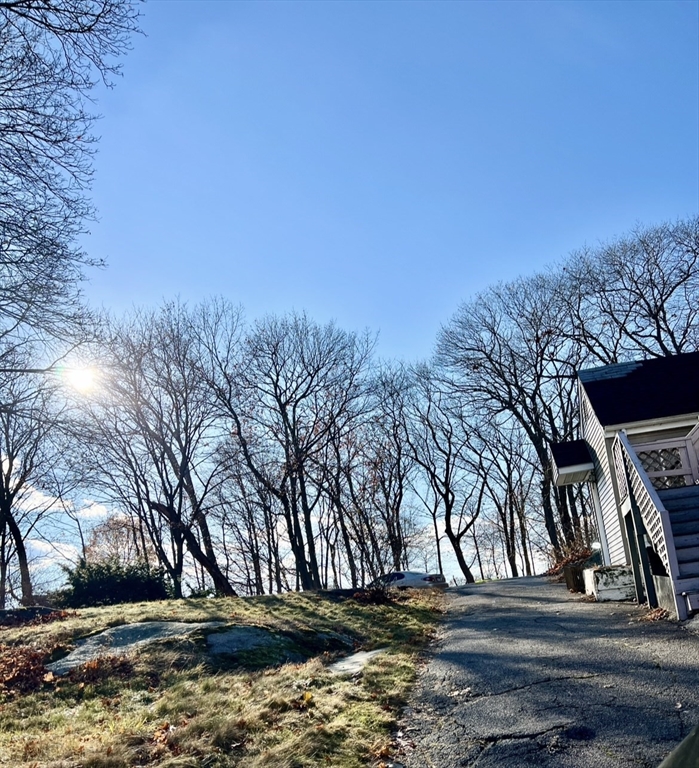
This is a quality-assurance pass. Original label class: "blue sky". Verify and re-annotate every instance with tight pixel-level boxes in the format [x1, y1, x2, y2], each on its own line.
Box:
[83, 0, 699, 361]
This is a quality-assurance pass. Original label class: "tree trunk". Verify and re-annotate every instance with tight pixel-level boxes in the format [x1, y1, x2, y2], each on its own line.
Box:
[432, 505, 444, 575]
[472, 528, 485, 581]
[541, 476, 561, 555]
[6, 513, 33, 605]
[148, 502, 237, 596]
[444, 500, 475, 582]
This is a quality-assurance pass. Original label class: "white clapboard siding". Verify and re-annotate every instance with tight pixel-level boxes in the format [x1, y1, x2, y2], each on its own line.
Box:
[581, 387, 627, 565]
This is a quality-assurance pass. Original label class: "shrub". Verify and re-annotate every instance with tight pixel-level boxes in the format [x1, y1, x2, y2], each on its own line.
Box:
[59, 559, 170, 608]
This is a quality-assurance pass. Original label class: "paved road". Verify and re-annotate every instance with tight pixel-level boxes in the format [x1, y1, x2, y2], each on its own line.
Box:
[400, 576, 699, 768]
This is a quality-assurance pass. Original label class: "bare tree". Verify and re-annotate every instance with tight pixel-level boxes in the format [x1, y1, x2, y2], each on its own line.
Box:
[207, 311, 373, 590]
[362, 365, 417, 574]
[471, 423, 540, 578]
[213, 443, 288, 596]
[436, 275, 579, 555]
[405, 364, 482, 582]
[0, 0, 139, 353]
[557, 218, 699, 363]
[84, 513, 156, 566]
[195, 302, 388, 591]
[0, 368, 66, 605]
[78, 304, 236, 597]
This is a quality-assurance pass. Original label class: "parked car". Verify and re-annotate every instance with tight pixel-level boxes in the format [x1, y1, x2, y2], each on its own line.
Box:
[368, 571, 448, 590]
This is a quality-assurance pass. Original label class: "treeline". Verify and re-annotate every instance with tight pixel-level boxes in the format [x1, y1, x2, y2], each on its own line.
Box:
[1, 2, 697, 605]
[0, 0, 139, 607]
[1, 218, 698, 605]
[437, 217, 699, 556]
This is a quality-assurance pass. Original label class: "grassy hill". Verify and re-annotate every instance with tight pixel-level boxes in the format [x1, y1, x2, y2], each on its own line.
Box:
[0, 589, 443, 767]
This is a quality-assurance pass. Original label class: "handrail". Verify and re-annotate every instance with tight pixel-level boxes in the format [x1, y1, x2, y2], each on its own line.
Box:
[614, 432, 683, 593]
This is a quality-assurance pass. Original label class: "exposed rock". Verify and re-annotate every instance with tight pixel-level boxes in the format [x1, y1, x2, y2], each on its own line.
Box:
[47, 620, 225, 675]
[328, 647, 387, 675]
[207, 626, 278, 654]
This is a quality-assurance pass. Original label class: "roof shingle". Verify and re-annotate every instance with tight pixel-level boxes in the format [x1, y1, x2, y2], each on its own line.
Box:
[579, 351, 699, 427]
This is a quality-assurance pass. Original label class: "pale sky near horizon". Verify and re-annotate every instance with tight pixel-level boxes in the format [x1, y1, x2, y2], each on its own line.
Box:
[81, 0, 699, 362]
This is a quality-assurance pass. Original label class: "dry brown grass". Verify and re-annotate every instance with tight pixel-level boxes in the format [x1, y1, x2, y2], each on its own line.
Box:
[0, 588, 444, 767]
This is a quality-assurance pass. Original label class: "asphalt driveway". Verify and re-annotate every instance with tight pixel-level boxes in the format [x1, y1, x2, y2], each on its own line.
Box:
[400, 576, 699, 768]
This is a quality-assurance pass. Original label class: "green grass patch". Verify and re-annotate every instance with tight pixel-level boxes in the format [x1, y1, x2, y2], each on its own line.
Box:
[0, 589, 444, 767]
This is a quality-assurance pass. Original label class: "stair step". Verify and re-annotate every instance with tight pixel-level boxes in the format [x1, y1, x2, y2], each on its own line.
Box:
[679, 564, 699, 579]
[671, 520, 699, 536]
[674, 533, 699, 548]
[668, 509, 699, 523]
[664, 498, 699, 513]
[659, 486, 699, 502]
[676, 546, 699, 563]
[677, 575, 699, 593]
[684, 592, 699, 614]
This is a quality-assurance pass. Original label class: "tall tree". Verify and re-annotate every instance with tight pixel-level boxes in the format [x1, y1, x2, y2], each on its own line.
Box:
[230, 314, 370, 590]
[0, 368, 66, 605]
[78, 304, 236, 597]
[197, 302, 377, 591]
[405, 364, 481, 582]
[363, 365, 417, 573]
[436, 275, 578, 554]
[0, 0, 138, 353]
[557, 218, 699, 363]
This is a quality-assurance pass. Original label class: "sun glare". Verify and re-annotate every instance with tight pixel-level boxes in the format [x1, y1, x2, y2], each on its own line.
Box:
[64, 367, 98, 393]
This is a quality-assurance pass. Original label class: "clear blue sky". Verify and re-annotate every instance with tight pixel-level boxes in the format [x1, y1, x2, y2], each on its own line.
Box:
[83, 0, 699, 361]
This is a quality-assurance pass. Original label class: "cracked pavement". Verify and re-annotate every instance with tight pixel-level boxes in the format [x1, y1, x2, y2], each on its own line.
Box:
[399, 576, 699, 768]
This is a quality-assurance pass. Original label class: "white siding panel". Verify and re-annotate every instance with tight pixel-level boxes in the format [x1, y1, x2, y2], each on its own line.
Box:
[582, 389, 627, 565]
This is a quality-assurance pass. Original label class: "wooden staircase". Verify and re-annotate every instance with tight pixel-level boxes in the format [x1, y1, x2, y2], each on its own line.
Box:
[659, 485, 699, 615]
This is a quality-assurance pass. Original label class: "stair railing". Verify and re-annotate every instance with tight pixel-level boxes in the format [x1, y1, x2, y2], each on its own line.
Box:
[632, 436, 699, 489]
[613, 432, 683, 597]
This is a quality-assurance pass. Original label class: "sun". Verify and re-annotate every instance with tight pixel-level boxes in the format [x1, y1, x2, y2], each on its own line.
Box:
[63, 367, 98, 393]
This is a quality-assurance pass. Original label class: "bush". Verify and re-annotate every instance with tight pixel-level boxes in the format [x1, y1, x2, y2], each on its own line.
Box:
[59, 559, 170, 608]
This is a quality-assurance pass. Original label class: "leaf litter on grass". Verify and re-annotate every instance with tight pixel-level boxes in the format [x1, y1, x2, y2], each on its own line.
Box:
[0, 588, 444, 767]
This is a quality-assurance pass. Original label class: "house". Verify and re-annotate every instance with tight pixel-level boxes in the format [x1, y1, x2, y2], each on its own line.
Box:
[551, 351, 699, 620]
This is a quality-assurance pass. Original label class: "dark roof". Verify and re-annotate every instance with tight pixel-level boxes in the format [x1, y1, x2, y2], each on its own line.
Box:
[550, 440, 593, 469]
[579, 351, 699, 427]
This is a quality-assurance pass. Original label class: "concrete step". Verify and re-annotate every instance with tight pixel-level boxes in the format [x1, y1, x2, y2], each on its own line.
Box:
[676, 546, 699, 563]
[674, 533, 699, 548]
[659, 486, 699, 503]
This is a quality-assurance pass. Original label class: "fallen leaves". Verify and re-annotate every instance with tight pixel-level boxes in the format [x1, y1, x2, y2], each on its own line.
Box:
[544, 548, 593, 578]
[0, 644, 48, 696]
[291, 690, 315, 710]
[68, 655, 133, 685]
[0, 643, 136, 701]
[0, 610, 76, 630]
[151, 721, 183, 758]
[639, 607, 670, 622]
